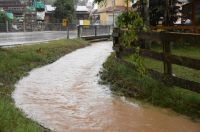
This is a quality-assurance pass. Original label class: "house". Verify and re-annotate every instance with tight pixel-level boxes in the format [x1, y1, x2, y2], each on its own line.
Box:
[182, 0, 200, 25]
[44, 4, 55, 23]
[0, 0, 29, 31]
[34, 0, 45, 21]
[75, 6, 90, 24]
[90, 9, 100, 24]
[96, 0, 132, 25]
[0, 0, 27, 17]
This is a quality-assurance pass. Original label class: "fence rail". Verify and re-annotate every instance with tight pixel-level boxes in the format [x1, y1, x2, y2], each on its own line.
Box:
[77, 25, 111, 39]
[0, 22, 77, 32]
[151, 26, 200, 33]
[113, 28, 200, 93]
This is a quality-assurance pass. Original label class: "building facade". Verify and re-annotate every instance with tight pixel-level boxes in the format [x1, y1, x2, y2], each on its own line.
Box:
[97, 0, 132, 25]
[76, 5, 90, 23]
[182, 0, 200, 25]
[0, 0, 28, 17]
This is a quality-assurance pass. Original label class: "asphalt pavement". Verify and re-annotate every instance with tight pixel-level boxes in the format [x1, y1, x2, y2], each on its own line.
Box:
[0, 31, 77, 47]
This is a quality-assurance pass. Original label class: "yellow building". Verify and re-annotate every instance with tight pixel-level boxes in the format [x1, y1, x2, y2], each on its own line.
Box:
[97, 0, 132, 25]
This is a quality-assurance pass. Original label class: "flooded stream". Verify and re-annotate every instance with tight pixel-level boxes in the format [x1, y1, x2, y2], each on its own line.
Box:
[13, 41, 200, 132]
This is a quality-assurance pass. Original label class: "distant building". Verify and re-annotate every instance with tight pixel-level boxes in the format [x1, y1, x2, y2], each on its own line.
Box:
[45, 5, 55, 23]
[90, 9, 100, 24]
[0, 0, 27, 17]
[182, 0, 200, 25]
[75, 6, 90, 23]
[97, 0, 132, 25]
[96, 0, 132, 25]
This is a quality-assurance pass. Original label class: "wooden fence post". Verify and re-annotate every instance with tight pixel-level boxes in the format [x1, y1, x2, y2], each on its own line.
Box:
[163, 40, 172, 76]
[112, 28, 122, 58]
[94, 25, 97, 37]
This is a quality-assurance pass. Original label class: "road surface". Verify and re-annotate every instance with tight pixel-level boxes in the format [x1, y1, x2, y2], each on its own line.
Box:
[0, 31, 77, 46]
[13, 42, 200, 132]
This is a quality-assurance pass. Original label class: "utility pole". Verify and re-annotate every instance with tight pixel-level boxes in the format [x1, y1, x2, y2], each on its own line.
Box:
[112, 0, 115, 27]
[6, 20, 8, 32]
[23, 19, 26, 32]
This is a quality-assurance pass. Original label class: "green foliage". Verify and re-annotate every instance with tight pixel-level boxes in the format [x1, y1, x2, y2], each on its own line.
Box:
[100, 54, 200, 119]
[116, 11, 147, 76]
[116, 11, 147, 47]
[94, 0, 105, 4]
[54, 0, 75, 22]
[0, 39, 89, 131]
[0, 96, 44, 132]
[127, 48, 146, 76]
[142, 44, 200, 83]
[0, 10, 6, 22]
[116, 11, 144, 29]
[149, 0, 165, 26]
[44, 0, 56, 4]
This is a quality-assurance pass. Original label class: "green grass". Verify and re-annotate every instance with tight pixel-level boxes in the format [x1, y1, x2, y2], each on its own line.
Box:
[125, 57, 200, 83]
[0, 38, 89, 132]
[100, 53, 200, 120]
[0, 96, 43, 132]
[142, 43, 200, 83]
[151, 42, 200, 59]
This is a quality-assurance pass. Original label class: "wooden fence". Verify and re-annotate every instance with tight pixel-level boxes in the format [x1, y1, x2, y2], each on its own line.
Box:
[113, 28, 200, 93]
[151, 26, 200, 33]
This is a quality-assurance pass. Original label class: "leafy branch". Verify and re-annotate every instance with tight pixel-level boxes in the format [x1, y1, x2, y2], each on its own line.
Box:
[116, 11, 148, 47]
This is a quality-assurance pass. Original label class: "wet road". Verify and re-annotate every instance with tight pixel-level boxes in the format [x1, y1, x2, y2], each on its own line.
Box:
[0, 31, 77, 46]
[13, 42, 200, 132]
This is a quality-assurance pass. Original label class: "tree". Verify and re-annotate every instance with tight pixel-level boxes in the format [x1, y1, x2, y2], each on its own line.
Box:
[149, 0, 166, 26]
[44, 0, 56, 4]
[149, 0, 182, 26]
[94, 0, 105, 4]
[94, 0, 182, 26]
[169, 0, 182, 25]
[54, 0, 75, 22]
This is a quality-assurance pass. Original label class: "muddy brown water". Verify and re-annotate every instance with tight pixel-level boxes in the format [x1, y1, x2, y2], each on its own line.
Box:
[13, 41, 200, 132]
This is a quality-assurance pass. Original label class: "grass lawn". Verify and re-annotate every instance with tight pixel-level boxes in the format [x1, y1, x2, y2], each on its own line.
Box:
[100, 43, 200, 120]
[151, 42, 200, 59]
[0, 39, 89, 132]
[144, 43, 200, 83]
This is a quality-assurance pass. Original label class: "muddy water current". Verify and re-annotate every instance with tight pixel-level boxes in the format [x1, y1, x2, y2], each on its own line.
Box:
[13, 41, 200, 132]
